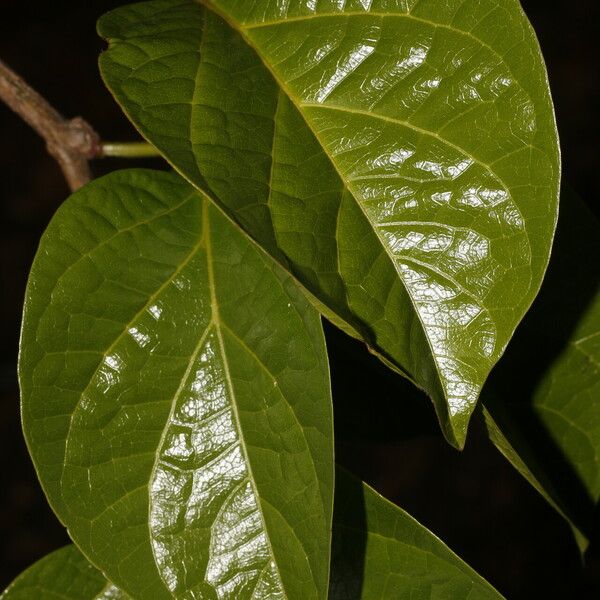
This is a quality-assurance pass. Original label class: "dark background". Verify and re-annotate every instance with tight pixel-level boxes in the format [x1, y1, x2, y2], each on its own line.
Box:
[1, 1, 598, 598]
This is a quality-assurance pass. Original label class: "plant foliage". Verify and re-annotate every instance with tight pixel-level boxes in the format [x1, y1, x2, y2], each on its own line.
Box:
[6, 1, 599, 598]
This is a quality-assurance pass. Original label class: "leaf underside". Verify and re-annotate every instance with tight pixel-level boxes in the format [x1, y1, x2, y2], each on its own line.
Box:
[19, 169, 333, 600]
[98, 0, 560, 447]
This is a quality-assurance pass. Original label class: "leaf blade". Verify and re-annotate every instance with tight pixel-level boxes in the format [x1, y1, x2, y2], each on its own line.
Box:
[483, 187, 600, 551]
[98, 0, 560, 446]
[1, 545, 128, 600]
[3, 468, 505, 600]
[19, 169, 334, 599]
[330, 468, 505, 600]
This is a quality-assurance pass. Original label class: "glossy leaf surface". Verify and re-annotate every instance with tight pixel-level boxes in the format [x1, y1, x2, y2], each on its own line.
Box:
[330, 469, 504, 599]
[1, 545, 128, 600]
[98, 0, 560, 446]
[483, 188, 600, 551]
[3, 470, 504, 600]
[19, 169, 333, 599]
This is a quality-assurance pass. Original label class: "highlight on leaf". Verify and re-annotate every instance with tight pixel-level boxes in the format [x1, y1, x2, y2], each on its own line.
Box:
[5, 1, 595, 598]
[98, 0, 560, 446]
[19, 169, 334, 600]
[2, 472, 505, 600]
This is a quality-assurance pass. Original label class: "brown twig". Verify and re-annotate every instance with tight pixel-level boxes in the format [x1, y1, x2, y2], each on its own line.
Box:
[0, 58, 101, 191]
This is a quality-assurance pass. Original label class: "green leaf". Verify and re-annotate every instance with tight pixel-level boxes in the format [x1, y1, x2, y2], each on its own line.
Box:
[98, 0, 560, 447]
[482, 187, 600, 552]
[19, 169, 334, 599]
[330, 468, 504, 599]
[4, 469, 503, 600]
[1, 545, 128, 600]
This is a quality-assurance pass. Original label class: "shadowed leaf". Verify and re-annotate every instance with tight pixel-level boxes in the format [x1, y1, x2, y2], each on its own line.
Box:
[330, 468, 504, 599]
[483, 188, 600, 551]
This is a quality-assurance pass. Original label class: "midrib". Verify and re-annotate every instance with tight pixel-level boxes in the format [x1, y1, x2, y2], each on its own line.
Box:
[202, 199, 291, 600]
[200, 0, 454, 425]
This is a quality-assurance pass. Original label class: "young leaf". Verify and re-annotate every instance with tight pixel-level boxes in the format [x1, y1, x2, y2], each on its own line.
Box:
[330, 468, 504, 599]
[1, 545, 128, 600]
[98, 0, 560, 447]
[19, 169, 334, 599]
[482, 188, 600, 552]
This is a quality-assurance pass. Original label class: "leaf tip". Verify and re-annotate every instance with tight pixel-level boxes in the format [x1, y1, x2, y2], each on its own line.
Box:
[439, 403, 476, 451]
